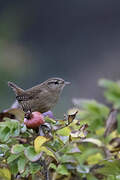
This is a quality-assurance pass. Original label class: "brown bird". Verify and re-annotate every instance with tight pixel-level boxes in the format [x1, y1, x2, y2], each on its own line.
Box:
[8, 78, 70, 118]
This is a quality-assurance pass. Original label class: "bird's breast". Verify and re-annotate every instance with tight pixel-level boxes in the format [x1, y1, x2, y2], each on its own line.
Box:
[30, 90, 59, 113]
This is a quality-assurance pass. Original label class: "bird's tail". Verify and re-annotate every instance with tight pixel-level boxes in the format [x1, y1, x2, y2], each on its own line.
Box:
[8, 81, 24, 95]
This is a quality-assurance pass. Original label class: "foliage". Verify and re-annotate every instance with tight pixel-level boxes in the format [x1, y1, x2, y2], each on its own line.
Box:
[0, 78, 120, 180]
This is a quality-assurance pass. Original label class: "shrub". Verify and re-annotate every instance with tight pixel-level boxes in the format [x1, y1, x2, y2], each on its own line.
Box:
[0, 79, 120, 180]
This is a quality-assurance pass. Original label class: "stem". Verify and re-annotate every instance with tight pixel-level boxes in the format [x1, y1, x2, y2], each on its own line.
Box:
[52, 172, 57, 180]
[11, 175, 14, 180]
[44, 161, 50, 180]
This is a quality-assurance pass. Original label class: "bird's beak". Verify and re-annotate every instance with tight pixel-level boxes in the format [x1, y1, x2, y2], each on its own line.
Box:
[65, 81, 71, 85]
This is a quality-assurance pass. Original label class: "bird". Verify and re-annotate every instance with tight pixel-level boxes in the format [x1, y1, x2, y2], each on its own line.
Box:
[8, 77, 70, 118]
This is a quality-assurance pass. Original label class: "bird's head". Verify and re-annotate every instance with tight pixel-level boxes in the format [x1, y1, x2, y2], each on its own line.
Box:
[44, 77, 70, 93]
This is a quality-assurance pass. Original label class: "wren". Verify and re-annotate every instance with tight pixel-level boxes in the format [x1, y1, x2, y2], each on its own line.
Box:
[8, 78, 70, 119]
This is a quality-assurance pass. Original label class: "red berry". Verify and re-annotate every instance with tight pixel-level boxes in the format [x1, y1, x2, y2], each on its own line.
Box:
[24, 112, 45, 128]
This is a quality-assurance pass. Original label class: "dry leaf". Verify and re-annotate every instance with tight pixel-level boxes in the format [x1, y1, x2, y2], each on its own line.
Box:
[68, 111, 78, 124]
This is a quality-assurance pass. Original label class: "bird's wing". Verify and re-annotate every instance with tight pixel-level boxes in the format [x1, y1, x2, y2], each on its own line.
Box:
[16, 90, 42, 112]
[16, 93, 34, 112]
[16, 92, 35, 101]
[16, 88, 43, 102]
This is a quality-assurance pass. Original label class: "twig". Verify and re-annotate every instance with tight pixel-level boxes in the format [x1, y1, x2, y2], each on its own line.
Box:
[38, 159, 50, 180]
[44, 161, 50, 180]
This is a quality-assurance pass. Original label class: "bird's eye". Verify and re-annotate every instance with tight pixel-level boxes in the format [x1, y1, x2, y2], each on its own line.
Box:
[54, 81, 59, 85]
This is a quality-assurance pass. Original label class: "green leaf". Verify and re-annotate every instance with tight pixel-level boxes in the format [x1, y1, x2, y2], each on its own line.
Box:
[45, 117, 56, 124]
[0, 126, 10, 142]
[38, 146, 57, 160]
[5, 119, 20, 136]
[21, 167, 29, 177]
[73, 99, 109, 132]
[56, 164, 69, 175]
[18, 156, 26, 173]
[73, 99, 109, 116]
[24, 146, 42, 162]
[60, 154, 76, 163]
[7, 154, 20, 164]
[0, 119, 20, 142]
[9, 160, 18, 175]
[29, 163, 41, 174]
[86, 174, 98, 180]
[49, 137, 64, 151]
[0, 144, 9, 156]
[96, 160, 120, 176]
[11, 144, 25, 154]
[74, 148, 100, 164]
[98, 79, 120, 92]
[65, 146, 81, 154]
[57, 127, 71, 136]
[117, 113, 120, 133]
[49, 163, 57, 170]
[87, 153, 103, 165]
[99, 79, 120, 100]
[99, 79, 120, 108]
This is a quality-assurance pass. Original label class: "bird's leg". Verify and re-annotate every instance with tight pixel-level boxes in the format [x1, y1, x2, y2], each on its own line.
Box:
[24, 109, 32, 119]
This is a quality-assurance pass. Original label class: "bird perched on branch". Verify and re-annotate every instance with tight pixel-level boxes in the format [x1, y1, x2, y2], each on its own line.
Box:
[8, 77, 70, 119]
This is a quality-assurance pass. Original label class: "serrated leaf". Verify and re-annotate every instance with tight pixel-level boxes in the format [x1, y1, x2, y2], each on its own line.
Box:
[34, 136, 49, 153]
[0, 168, 11, 180]
[24, 146, 42, 162]
[11, 144, 25, 154]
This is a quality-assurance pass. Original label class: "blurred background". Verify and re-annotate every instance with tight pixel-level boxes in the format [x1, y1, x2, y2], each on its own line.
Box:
[0, 0, 120, 117]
